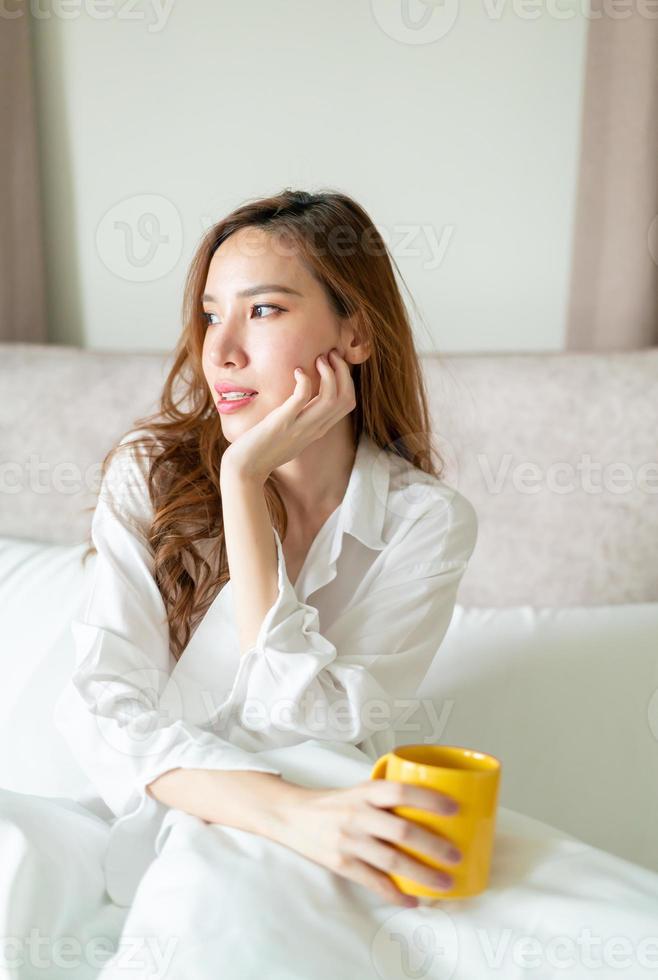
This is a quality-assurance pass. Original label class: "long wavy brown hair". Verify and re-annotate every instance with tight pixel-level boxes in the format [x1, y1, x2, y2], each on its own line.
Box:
[81, 188, 445, 662]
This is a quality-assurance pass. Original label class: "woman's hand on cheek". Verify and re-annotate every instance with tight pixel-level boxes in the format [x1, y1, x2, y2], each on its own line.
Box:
[220, 349, 356, 483]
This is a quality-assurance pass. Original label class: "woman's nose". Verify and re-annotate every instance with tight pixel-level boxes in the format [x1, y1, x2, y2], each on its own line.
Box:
[207, 327, 245, 363]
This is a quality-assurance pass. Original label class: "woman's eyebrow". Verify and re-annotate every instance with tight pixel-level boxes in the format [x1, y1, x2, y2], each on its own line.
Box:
[202, 284, 303, 302]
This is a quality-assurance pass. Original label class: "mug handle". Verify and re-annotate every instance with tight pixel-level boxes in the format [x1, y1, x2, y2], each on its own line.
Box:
[370, 752, 392, 780]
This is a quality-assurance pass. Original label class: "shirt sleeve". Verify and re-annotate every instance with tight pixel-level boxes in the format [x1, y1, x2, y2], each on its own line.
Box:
[53, 435, 283, 822]
[215, 487, 478, 751]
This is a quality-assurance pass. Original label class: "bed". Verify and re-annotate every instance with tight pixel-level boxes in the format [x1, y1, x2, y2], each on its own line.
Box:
[1, 341, 657, 978]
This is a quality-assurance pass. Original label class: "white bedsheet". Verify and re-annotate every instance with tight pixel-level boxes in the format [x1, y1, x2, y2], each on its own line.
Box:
[1, 740, 658, 980]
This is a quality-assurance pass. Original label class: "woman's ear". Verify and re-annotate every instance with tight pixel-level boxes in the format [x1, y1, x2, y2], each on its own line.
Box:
[340, 314, 371, 367]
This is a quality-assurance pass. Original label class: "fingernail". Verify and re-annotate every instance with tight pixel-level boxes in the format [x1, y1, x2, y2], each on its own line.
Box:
[445, 800, 460, 814]
[447, 847, 462, 863]
[403, 896, 418, 908]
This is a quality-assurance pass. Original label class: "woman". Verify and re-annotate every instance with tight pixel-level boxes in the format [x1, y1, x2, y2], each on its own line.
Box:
[4, 189, 657, 980]
[54, 187, 478, 913]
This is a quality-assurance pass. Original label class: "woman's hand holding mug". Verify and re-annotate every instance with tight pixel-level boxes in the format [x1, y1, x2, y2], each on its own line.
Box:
[273, 776, 463, 909]
[273, 744, 501, 908]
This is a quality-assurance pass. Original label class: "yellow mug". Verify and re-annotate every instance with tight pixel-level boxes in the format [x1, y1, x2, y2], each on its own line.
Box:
[370, 743, 501, 900]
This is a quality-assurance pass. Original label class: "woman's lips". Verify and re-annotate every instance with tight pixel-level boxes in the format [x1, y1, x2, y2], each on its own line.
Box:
[215, 393, 258, 414]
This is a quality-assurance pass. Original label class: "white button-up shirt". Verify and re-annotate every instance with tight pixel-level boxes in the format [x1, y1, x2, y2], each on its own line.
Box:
[54, 430, 478, 906]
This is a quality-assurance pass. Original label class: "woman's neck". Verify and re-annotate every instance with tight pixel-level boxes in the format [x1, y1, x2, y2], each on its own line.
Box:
[272, 418, 357, 528]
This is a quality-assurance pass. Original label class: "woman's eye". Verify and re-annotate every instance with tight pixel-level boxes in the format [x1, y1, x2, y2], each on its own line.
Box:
[202, 304, 282, 327]
[252, 304, 282, 319]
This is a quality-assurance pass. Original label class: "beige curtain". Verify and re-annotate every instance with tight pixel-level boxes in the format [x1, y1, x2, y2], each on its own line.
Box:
[0, 12, 47, 343]
[566, 4, 658, 350]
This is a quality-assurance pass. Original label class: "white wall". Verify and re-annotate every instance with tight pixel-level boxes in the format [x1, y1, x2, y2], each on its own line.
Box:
[30, 1, 588, 354]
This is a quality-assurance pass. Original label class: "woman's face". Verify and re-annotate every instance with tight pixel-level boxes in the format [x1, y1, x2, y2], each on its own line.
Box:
[201, 227, 351, 440]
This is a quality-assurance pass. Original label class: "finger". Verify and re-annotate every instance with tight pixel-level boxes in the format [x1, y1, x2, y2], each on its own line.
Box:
[327, 348, 348, 380]
[286, 367, 326, 430]
[341, 833, 454, 894]
[292, 357, 341, 427]
[296, 353, 352, 428]
[327, 349, 356, 410]
[355, 804, 462, 868]
[288, 368, 313, 403]
[315, 353, 338, 400]
[367, 777, 461, 817]
[336, 853, 416, 908]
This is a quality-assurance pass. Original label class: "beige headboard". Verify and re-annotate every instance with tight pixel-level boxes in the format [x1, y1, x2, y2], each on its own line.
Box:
[1, 342, 657, 607]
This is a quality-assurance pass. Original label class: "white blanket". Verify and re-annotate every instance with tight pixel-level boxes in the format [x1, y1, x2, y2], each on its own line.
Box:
[2, 740, 658, 980]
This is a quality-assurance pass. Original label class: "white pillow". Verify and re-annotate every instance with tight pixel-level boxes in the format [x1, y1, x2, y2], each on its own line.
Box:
[413, 603, 658, 874]
[0, 536, 95, 800]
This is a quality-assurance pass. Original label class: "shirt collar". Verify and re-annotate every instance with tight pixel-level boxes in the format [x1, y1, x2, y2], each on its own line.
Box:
[329, 431, 390, 562]
[290, 431, 391, 602]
